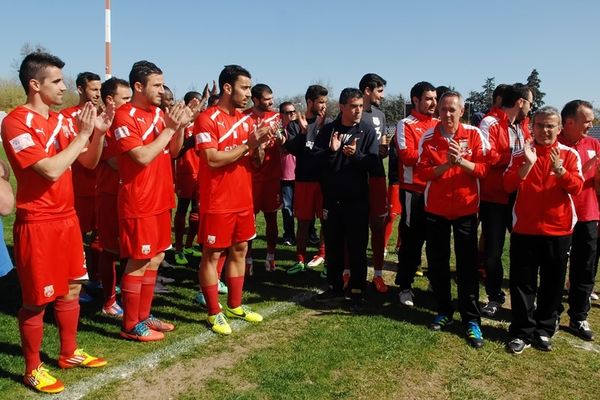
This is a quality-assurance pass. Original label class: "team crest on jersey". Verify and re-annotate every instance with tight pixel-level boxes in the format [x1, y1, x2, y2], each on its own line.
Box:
[43, 285, 55, 298]
[9, 133, 35, 153]
[242, 122, 249, 132]
[588, 150, 596, 159]
[458, 139, 472, 156]
[141, 244, 151, 255]
[207, 235, 216, 245]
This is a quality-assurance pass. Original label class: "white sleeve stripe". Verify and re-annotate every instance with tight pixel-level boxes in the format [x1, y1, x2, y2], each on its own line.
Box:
[25, 112, 34, 128]
[45, 114, 64, 153]
[218, 115, 250, 144]
[141, 108, 162, 140]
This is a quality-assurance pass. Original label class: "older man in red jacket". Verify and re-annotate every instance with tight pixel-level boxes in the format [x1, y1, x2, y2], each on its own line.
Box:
[504, 106, 583, 354]
[417, 91, 489, 348]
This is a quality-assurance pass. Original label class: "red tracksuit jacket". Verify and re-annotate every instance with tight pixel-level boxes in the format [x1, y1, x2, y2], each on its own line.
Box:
[503, 141, 583, 236]
[417, 123, 489, 219]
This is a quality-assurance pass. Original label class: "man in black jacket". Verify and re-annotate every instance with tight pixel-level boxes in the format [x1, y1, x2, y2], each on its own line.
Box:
[312, 88, 379, 309]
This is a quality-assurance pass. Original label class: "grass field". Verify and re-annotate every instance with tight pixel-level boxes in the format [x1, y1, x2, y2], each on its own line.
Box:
[0, 150, 599, 399]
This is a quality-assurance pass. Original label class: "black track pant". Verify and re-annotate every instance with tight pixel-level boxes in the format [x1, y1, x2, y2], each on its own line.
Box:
[395, 190, 426, 289]
[324, 200, 369, 293]
[425, 213, 480, 324]
[509, 233, 571, 340]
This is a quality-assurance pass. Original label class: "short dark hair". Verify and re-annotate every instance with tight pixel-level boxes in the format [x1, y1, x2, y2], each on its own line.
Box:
[501, 83, 531, 108]
[359, 73, 387, 92]
[492, 83, 509, 104]
[305, 84, 328, 103]
[218, 65, 251, 92]
[279, 101, 294, 113]
[128, 60, 162, 88]
[208, 94, 220, 106]
[76, 71, 101, 89]
[184, 91, 202, 105]
[436, 86, 450, 102]
[339, 88, 363, 105]
[561, 99, 594, 122]
[410, 81, 436, 105]
[163, 85, 172, 95]
[251, 84, 272, 100]
[100, 77, 129, 103]
[19, 52, 65, 94]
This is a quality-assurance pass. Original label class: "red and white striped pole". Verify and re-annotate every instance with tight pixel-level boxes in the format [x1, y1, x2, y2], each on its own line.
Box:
[104, 0, 112, 79]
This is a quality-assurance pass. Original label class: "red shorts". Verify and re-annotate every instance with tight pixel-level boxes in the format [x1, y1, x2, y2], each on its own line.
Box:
[369, 176, 388, 218]
[74, 195, 95, 233]
[96, 192, 119, 252]
[119, 211, 172, 260]
[294, 181, 323, 221]
[199, 209, 255, 249]
[14, 214, 87, 306]
[253, 178, 282, 213]
[175, 173, 198, 200]
[387, 183, 401, 217]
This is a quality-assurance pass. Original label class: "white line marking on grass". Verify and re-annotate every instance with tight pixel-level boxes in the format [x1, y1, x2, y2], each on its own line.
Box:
[59, 291, 316, 400]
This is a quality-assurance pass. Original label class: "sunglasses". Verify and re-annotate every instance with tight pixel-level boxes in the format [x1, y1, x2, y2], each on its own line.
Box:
[283, 110, 296, 115]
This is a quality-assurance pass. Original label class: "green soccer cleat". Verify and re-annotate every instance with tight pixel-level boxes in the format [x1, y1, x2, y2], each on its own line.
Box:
[224, 304, 263, 323]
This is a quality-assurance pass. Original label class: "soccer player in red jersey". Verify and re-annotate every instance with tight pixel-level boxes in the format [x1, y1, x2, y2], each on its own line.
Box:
[1, 52, 112, 394]
[61, 72, 103, 296]
[96, 77, 132, 317]
[174, 91, 206, 265]
[244, 84, 283, 273]
[195, 65, 274, 335]
[113, 60, 191, 342]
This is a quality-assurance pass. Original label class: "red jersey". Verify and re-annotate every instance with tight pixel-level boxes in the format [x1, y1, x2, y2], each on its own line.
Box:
[394, 111, 438, 192]
[1, 106, 76, 221]
[61, 105, 97, 197]
[194, 105, 254, 214]
[503, 141, 583, 236]
[243, 109, 282, 182]
[417, 123, 489, 219]
[558, 134, 600, 222]
[176, 123, 200, 177]
[113, 103, 175, 219]
[95, 129, 120, 195]
[478, 108, 531, 204]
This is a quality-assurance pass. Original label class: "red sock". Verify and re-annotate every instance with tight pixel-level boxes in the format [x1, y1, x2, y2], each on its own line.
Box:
[371, 226, 385, 269]
[227, 275, 244, 309]
[185, 212, 199, 248]
[216, 254, 226, 278]
[265, 213, 278, 254]
[201, 284, 220, 315]
[319, 240, 326, 258]
[99, 251, 118, 308]
[139, 269, 157, 322]
[296, 224, 308, 263]
[384, 214, 395, 249]
[18, 307, 44, 373]
[174, 211, 186, 251]
[54, 298, 80, 357]
[121, 274, 143, 331]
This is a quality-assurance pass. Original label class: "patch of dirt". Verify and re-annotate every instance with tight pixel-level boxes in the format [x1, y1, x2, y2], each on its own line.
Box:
[113, 310, 312, 400]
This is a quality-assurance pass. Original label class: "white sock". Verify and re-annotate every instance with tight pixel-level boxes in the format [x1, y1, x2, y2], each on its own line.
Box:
[374, 270, 383, 278]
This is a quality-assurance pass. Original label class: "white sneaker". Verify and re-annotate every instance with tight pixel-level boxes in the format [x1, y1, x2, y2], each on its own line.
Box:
[307, 255, 325, 268]
[264, 253, 276, 272]
[399, 289, 414, 307]
[157, 274, 175, 284]
[481, 300, 501, 317]
[154, 281, 172, 294]
[591, 292, 599, 301]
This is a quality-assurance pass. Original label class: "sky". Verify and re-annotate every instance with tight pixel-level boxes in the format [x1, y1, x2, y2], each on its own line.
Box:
[1, 0, 599, 111]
